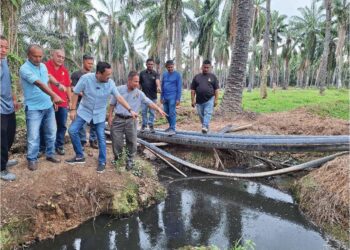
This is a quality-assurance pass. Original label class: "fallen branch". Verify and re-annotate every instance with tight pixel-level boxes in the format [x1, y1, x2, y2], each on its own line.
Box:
[213, 148, 225, 170]
[229, 123, 253, 132]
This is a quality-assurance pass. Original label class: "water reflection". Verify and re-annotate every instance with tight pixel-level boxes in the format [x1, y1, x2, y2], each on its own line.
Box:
[29, 179, 335, 250]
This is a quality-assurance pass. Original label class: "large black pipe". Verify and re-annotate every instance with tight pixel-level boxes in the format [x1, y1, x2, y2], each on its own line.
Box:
[153, 129, 346, 140]
[138, 131, 349, 152]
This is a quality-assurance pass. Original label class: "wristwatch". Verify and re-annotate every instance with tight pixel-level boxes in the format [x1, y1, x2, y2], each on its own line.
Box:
[54, 82, 60, 87]
[128, 108, 132, 113]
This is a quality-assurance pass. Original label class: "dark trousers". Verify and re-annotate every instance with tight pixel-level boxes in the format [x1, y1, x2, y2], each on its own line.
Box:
[1, 112, 16, 171]
[54, 107, 68, 149]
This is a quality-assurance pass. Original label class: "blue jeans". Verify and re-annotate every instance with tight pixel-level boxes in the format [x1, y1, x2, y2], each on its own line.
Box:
[196, 97, 214, 129]
[68, 115, 106, 165]
[55, 107, 68, 149]
[163, 98, 177, 130]
[141, 98, 157, 127]
[79, 122, 97, 145]
[26, 106, 56, 162]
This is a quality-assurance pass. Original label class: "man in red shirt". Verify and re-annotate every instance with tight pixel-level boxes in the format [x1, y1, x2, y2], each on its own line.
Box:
[45, 49, 71, 155]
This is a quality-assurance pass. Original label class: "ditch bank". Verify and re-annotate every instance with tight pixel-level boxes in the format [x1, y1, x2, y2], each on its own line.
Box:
[0, 145, 166, 249]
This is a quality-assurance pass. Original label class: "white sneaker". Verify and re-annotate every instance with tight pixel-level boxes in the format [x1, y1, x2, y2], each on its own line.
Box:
[202, 127, 208, 134]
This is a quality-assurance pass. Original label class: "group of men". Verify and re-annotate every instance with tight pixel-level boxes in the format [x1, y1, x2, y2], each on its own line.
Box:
[1, 35, 219, 181]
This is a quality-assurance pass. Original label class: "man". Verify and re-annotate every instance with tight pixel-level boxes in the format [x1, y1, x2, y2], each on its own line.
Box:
[139, 58, 161, 133]
[19, 44, 63, 171]
[66, 62, 137, 173]
[191, 60, 219, 133]
[0, 36, 20, 181]
[45, 49, 71, 155]
[161, 60, 182, 136]
[71, 55, 98, 148]
[108, 71, 166, 170]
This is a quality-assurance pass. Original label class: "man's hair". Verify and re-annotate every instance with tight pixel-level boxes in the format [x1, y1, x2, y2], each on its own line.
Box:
[146, 58, 154, 63]
[83, 55, 94, 61]
[128, 70, 138, 80]
[165, 60, 174, 66]
[50, 49, 65, 56]
[203, 59, 211, 65]
[27, 44, 43, 55]
[96, 61, 111, 74]
[0, 35, 7, 41]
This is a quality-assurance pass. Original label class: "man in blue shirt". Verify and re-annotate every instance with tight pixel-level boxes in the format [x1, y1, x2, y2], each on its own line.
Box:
[161, 60, 182, 135]
[108, 71, 166, 170]
[20, 44, 63, 171]
[0, 36, 20, 181]
[66, 62, 137, 173]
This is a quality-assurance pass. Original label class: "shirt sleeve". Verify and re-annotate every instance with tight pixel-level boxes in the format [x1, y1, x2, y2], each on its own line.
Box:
[110, 94, 117, 106]
[65, 70, 71, 87]
[73, 75, 86, 94]
[71, 72, 78, 86]
[176, 72, 182, 102]
[161, 73, 165, 100]
[19, 65, 40, 85]
[110, 84, 120, 97]
[190, 76, 197, 90]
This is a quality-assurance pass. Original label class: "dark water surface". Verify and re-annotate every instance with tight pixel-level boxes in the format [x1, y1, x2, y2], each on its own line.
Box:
[29, 177, 335, 250]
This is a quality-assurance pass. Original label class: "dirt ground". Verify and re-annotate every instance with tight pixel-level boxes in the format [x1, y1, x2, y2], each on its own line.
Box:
[1, 107, 349, 248]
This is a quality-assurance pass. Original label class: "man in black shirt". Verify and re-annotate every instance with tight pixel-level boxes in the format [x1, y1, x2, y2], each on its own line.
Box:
[70, 55, 98, 148]
[191, 60, 219, 133]
[139, 58, 161, 133]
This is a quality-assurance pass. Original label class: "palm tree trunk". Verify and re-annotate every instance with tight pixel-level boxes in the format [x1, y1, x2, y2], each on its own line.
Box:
[248, 37, 257, 92]
[315, 0, 332, 94]
[174, 5, 182, 73]
[220, 0, 253, 114]
[333, 23, 346, 88]
[271, 28, 278, 90]
[283, 57, 290, 90]
[259, 0, 270, 99]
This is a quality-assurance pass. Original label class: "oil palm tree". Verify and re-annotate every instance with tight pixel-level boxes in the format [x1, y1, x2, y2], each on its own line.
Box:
[290, 0, 323, 88]
[221, 0, 254, 113]
[315, 0, 332, 94]
[332, 0, 349, 88]
[259, 0, 270, 99]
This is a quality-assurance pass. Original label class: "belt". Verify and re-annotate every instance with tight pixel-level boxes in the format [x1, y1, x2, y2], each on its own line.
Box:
[115, 113, 132, 119]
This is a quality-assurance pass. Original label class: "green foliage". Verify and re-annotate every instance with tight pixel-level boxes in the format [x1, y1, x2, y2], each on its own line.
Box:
[111, 183, 139, 215]
[0, 217, 32, 249]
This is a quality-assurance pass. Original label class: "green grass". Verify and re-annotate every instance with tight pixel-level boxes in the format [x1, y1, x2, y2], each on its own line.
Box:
[181, 88, 349, 120]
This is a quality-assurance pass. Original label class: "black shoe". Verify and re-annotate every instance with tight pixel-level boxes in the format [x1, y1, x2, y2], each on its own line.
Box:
[126, 160, 135, 171]
[201, 127, 208, 134]
[149, 125, 155, 133]
[90, 140, 98, 149]
[140, 125, 146, 132]
[46, 156, 61, 163]
[56, 148, 65, 155]
[65, 157, 86, 165]
[27, 161, 38, 171]
[96, 163, 106, 173]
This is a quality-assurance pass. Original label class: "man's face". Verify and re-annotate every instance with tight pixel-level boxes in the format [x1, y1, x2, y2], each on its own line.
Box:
[28, 48, 43, 66]
[166, 64, 174, 73]
[83, 59, 94, 72]
[128, 75, 140, 90]
[52, 50, 65, 66]
[0, 39, 9, 59]
[146, 61, 154, 71]
[202, 64, 211, 74]
[96, 68, 112, 83]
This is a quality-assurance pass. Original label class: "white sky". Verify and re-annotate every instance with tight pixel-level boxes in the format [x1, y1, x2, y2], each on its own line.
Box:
[272, 0, 313, 19]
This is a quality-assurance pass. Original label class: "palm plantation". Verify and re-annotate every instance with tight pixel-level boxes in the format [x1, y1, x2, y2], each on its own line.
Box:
[1, 0, 349, 107]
